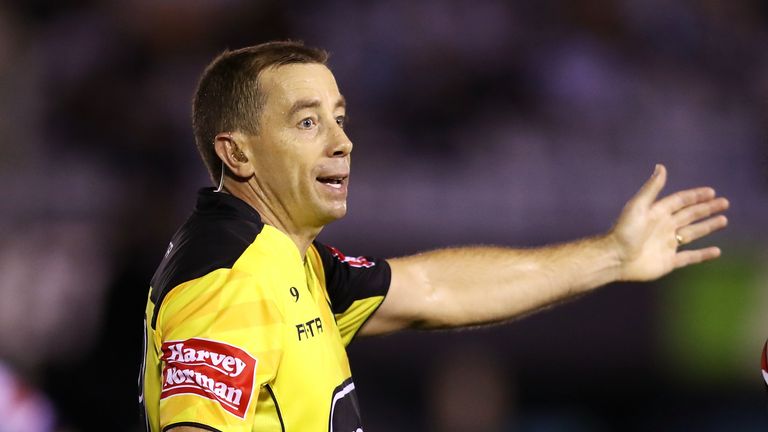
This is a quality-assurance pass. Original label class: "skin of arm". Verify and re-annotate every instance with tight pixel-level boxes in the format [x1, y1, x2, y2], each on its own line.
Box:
[361, 164, 729, 334]
[166, 166, 728, 431]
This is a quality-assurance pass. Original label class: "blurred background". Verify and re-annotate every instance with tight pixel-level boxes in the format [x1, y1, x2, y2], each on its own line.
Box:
[0, 0, 766, 430]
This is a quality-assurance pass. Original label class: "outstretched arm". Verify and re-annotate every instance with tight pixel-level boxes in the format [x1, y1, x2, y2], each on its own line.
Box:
[361, 165, 729, 334]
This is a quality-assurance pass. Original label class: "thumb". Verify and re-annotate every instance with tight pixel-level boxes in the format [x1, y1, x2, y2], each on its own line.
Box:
[633, 164, 667, 207]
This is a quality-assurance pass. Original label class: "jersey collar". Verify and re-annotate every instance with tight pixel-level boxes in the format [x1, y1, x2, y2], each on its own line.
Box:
[195, 187, 264, 224]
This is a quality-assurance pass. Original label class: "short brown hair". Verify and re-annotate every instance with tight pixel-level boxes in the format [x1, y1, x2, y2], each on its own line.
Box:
[192, 41, 329, 183]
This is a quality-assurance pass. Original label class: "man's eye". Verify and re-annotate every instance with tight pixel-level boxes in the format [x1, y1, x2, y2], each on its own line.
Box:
[335, 116, 346, 128]
[299, 118, 315, 129]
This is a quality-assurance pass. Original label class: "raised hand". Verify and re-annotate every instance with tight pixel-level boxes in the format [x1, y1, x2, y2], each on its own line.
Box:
[609, 164, 729, 282]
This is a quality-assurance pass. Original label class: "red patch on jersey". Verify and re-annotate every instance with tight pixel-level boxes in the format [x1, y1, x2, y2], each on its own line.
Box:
[160, 338, 257, 418]
[762, 340, 768, 388]
[326, 245, 376, 268]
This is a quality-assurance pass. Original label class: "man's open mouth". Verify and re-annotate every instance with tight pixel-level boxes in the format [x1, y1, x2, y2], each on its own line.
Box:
[317, 176, 347, 189]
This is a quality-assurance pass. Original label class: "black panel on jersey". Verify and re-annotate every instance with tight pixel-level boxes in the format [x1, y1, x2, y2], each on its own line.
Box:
[149, 188, 264, 328]
[327, 377, 362, 432]
[314, 242, 391, 314]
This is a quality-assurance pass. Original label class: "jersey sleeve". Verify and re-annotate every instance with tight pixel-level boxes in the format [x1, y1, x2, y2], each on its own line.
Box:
[312, 242, 391, 345]
[153, 267, 284, 432]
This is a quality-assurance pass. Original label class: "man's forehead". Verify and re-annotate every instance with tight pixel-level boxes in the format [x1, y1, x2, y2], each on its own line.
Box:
[259, 63, 342, 107]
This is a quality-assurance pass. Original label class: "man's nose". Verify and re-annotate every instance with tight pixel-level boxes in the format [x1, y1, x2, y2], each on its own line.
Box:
[329, 126, 353, 157]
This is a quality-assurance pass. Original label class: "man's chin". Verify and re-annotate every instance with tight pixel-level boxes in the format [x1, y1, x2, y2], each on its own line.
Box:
[322, 208, 347, 224]
[316, 204, 347, 225]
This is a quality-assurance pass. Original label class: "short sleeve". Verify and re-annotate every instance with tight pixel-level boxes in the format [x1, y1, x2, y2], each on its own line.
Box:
[312, 242, 391, 345]
[154, 268, 284, 432]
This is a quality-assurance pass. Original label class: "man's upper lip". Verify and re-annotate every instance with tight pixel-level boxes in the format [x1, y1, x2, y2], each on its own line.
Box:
[316, 171, 349, 180]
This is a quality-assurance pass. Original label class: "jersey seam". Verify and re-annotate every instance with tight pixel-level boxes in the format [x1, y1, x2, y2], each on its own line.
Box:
[265, 384, 286, 432]
[161, 421, 222, 432]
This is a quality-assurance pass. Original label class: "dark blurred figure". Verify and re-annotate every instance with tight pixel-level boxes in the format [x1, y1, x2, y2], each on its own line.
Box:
[427, 345, 516, 432]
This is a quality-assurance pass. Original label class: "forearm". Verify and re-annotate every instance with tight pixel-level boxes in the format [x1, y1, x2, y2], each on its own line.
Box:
[386, 235, 622, 329]
[364, 166, 728, 335]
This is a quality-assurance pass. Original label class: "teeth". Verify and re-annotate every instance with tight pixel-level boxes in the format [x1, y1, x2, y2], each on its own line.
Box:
[318, 177, 344, 188]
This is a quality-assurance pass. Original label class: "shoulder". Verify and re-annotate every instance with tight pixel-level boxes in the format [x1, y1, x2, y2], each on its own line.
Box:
[149, 191, 266, 328]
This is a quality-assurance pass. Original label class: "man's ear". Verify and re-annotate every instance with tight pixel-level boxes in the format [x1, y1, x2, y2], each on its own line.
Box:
[213, 133, 254, 179]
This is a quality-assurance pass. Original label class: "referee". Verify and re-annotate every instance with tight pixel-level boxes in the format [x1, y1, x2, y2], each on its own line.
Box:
[139, 41, 729, 431]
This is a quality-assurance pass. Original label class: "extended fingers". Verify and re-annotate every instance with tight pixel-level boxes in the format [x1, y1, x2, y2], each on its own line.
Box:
[656, 187, 716, 214]
[674, 247, 722, 269]
[673, 197, 730, 226]
[676, 215, 728, 245]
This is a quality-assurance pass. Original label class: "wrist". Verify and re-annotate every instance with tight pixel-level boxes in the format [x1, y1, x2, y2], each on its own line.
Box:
[600, 231, 626, 283]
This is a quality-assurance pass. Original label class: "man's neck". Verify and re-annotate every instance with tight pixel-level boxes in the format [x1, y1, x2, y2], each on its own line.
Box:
[222, 181, 320, 260]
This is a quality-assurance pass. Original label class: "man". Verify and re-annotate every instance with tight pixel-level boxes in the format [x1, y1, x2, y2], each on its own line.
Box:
[140, 41, 729, 431]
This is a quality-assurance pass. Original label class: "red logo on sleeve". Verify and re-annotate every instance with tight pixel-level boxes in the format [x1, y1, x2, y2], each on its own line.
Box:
[160, 338, 257, 418]
[326, 245, 376, 268]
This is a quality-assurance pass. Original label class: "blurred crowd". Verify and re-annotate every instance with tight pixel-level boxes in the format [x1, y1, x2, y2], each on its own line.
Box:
[0, 0, 766, 430]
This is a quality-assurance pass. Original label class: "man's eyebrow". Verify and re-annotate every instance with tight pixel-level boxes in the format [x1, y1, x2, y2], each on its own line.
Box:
[287, 96, 346, 117]
[287, 98, 320, 117]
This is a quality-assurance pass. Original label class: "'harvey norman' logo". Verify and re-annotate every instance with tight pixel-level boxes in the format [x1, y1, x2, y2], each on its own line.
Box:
[161, 338, 257, 418]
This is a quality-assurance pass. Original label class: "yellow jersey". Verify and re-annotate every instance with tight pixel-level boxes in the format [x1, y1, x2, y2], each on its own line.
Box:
[140, 188, 390, 431]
